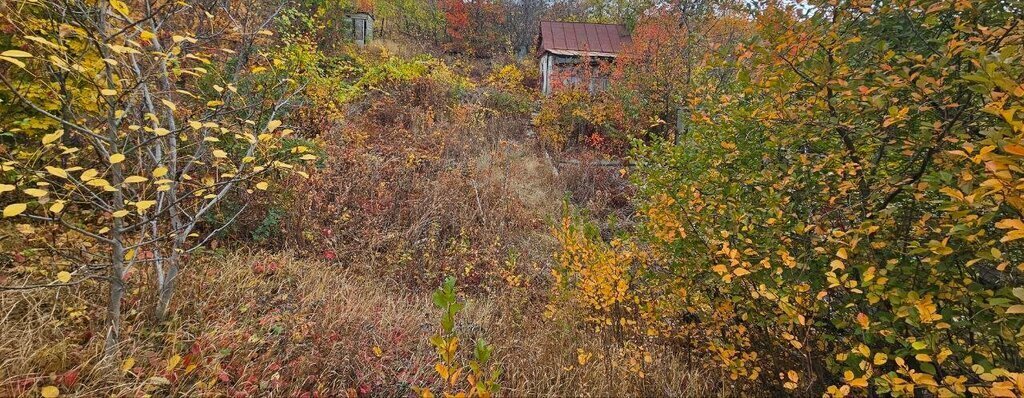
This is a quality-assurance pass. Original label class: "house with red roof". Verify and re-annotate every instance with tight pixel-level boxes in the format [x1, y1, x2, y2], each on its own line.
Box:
[537, 21, 632, 95]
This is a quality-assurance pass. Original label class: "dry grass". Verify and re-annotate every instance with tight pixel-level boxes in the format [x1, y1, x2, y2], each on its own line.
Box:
[1, 250, 714, 397]
[0, 55, 717, 397]
[248, 74, 562, 294]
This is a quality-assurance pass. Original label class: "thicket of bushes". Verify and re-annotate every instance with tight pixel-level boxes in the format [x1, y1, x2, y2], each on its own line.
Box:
[550, 1, 1024, 396]
[5, 0, 1022, 396]
[222, 47, 548, 291]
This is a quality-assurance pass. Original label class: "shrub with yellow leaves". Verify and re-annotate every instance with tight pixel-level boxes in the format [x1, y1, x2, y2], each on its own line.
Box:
[554, 0, 1024, 395]
[417, 276, 500, 398]
[0, 0, 315, 355]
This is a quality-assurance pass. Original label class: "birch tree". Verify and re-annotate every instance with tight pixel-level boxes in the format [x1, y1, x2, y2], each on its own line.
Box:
[0, 0, 314, 356]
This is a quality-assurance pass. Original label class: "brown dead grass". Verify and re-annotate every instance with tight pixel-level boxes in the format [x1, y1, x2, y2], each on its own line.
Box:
[0, 57, 715, 397]
[1, 251, 714, 397]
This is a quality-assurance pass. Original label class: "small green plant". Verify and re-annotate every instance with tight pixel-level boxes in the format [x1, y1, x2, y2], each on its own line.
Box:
[251, 207, 284, 243]
[417, 276, 500, 398]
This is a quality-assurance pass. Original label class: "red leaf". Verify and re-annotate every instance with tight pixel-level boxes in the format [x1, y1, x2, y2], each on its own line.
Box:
[61, 370, 80, 387]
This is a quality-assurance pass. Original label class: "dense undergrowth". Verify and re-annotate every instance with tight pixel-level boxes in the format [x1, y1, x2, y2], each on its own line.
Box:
[546, 1, 1024, 397]
[3, 0, 1024, 397]
[0, 46, 707, 395]
[0, 26, 699, 398]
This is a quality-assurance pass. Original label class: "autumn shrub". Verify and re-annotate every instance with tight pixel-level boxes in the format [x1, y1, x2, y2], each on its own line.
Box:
[416, 276, 501, 398]
[535, 89, 598, 151]
[553, 1, 1024, 396]
[600, 6, 751, 142]
[535, 5, 751, 153]
[534, 88, 633, 155]
[0, 0, 318, 356]
[479, 63, 536, 116]
[235, 51, 549, 291]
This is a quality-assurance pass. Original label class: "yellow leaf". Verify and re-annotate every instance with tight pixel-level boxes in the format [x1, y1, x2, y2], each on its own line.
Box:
[836, 248, 848, 259]
[56, 271, 71, 283]
[100, 89, 117, 96]
[80, 169, 99, 181]
[161, 99, 177, 111]
[577, 349, 592, 365]
[1004, 144, 1024, 156]
[24, 188, 48, 197]
[434, 363, 449, 379]
[732, 268, 751, 276]
[136, 200, 156, 212]
[140, 30, 155, 41]
[1007, 305, 1024, 314]
[167, 354, 182, 372]
[121, 357, 136, 373]
[3, 203, 27, 217]
[40, 385, 59, 398]
[0, 56, 26, 68]
[124, 175, 148, 184]
[86, 178, 111, 188]
[212, 150, 227, 158]
[109, 153, 125, 164]
[266, 120, 282, 132]
[995, 218, 1024, 230]
[153, 167, 168, 178]
[42, 130, 64, 145]
[110, 0, 130, 17]
[1, 50, 32, 58]
[909, 372, 937, 387]
[112, 210, 129, 218]
[0, 184, 14, 194]
[1001, 230, 1024, 243]
[255, 181, 269, 190]
[939, 186, 964, 201]
[48, 55, 69, 71]
[873, 353, 887, 365]
[49, 201, 65, 213]
[25, 36, 60, 49]
[856, 312, 869, 329]
[46, 166, 68, 178]
[373, 346, 383, 357]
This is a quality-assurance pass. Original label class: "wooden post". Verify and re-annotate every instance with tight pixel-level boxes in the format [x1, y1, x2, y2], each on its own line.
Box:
[675, 105, 687, 145]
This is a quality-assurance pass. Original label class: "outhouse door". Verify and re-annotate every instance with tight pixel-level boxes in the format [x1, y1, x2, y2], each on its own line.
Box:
[354, 18, 366, 45]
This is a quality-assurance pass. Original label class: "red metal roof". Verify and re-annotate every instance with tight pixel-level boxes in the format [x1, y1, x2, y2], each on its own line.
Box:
[538, 21, 631, 57]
